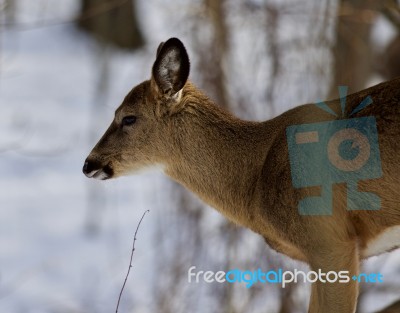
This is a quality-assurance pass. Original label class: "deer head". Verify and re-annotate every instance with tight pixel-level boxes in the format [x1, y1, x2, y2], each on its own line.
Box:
[83, 38, 190, 179]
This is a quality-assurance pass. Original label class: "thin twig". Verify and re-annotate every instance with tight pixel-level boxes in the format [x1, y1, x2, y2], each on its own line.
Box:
[116, 209, 150, 313]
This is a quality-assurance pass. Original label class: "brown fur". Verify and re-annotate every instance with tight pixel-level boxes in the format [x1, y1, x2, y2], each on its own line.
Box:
[84, 38, 400, 313]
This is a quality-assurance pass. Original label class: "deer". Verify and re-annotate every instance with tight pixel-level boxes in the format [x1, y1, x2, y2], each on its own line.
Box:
[83, 37, 400, 313]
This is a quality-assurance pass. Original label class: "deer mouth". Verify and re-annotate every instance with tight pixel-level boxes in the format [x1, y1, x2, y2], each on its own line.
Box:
[83, 160, 114, 180]
[87, 169, 111, 180]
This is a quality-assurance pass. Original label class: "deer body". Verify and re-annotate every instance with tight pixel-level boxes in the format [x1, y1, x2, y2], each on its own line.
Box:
[83, 38, 400, 313]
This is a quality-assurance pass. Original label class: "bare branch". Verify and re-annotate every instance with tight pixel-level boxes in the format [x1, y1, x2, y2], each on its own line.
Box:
[115, 209, 150, 313]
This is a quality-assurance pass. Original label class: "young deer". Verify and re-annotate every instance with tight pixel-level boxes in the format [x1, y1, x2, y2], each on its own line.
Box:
[83, 38, 400, 313]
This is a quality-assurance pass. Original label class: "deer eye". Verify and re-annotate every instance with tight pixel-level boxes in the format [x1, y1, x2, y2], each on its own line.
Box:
[121, 115, 137, 126]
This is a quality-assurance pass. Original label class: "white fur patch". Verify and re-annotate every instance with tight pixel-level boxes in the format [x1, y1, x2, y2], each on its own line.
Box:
[363, 226, 400, 258]
[172, 89, 182, 102]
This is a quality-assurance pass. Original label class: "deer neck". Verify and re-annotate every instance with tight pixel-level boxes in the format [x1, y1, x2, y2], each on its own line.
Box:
[163, 87, 274, 228]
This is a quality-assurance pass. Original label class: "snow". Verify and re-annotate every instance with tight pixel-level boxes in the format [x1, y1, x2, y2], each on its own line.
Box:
[0, 2, 163, 312]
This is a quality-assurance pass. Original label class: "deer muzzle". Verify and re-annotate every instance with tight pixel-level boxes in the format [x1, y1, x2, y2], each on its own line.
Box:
[83, 158, 114, 180]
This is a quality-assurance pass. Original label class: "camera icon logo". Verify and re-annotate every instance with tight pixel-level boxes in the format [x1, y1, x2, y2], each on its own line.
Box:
[286, 87, 383, 215]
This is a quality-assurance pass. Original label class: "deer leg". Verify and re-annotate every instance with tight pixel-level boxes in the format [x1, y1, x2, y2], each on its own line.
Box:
[308, 241, 359, 313]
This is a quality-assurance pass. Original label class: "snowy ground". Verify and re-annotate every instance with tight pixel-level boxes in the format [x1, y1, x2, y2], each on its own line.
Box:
[0, 1, 168, 312]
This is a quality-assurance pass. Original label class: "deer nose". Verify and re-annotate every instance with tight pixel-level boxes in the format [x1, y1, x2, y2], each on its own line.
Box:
[82, 158, 102, 177]
[83, 158, 114, 180]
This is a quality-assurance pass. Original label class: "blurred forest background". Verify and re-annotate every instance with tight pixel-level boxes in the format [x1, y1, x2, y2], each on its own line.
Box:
[1, 0, 400, 312]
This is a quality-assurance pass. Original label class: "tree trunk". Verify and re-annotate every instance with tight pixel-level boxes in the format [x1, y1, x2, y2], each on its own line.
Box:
[328, 0, 381, 99]
[379, 2, 400, 80]
[77, 0, 144, 50]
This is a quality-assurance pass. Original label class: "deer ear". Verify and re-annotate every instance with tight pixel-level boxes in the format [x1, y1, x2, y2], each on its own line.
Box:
[152, 38, 190, 96]
[156, 41, 165, 57]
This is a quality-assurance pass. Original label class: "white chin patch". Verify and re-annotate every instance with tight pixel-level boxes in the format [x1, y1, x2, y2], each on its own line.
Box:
[86, 169, 110, 180]
[94, 171, 110, 180]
